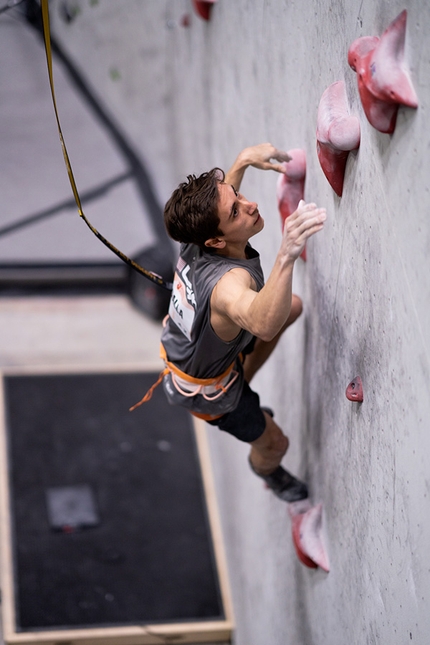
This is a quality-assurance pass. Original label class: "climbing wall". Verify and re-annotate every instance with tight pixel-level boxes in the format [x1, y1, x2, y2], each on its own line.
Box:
[47, 1, 430, 644]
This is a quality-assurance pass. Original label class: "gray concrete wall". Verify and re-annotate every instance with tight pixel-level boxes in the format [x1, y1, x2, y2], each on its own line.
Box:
[49, 1, 430, 643]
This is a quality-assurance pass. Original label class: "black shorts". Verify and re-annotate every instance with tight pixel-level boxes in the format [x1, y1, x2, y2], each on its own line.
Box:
[207, 381, 267, 443]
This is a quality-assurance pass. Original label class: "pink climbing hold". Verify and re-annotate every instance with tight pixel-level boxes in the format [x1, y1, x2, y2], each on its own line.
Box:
[277, 149, 306, 223]
[348, 10, 418, 134]
[289, 500, 330, 572]
[192, 0, 217, 21]
[316, 81, 360, 197]
[276, 149, 307, 261]
[346, 376, 364, 402]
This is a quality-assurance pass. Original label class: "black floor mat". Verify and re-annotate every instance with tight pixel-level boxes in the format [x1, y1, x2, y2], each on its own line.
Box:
[3, 372, 223, 631]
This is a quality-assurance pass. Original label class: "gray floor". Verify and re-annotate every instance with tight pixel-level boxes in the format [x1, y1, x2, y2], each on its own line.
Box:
[0, 295, 162, 370]
[0, 295, 165, 645]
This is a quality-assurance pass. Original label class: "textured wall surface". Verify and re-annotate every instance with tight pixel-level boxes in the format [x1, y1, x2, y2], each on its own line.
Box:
[49, 1, 430, 643]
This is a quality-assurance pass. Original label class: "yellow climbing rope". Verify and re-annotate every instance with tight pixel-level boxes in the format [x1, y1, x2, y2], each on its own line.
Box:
[40, 0, 171, 289]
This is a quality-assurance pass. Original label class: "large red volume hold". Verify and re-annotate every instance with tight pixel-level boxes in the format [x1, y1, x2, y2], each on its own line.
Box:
[348, 10, 418, 134]
[316, 81, 360, 197]
[289, 500, 330, 572]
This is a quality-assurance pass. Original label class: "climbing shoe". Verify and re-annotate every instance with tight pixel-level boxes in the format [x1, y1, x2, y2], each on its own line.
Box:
[249, 459, 308, 502]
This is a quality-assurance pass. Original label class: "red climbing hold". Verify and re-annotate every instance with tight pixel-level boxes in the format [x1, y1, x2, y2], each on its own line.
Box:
[346, 376, 364, 402]
[192, 0, 217, 21]
[276, 149, 307, 260]
[316, 81, 360, 197]
[289, 500, 330, 572]
[348, 10, 418, 134]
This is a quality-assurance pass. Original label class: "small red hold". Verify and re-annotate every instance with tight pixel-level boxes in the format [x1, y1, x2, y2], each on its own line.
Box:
[276, 149, 307, 261]
[192, 0, 217, 21]
[348, 10, 418, 134]
[316, 81, 360, 197]
[346, 376, 364, 402]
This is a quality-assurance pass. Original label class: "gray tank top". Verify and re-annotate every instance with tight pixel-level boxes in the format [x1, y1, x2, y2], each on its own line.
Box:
[160, 242, 264, 416]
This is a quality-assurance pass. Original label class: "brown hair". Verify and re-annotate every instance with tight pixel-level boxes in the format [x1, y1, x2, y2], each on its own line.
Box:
[164, 168, 225, 248]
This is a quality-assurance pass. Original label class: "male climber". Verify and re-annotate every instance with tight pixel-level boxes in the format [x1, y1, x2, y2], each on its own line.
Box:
[159, 143, 326, 502]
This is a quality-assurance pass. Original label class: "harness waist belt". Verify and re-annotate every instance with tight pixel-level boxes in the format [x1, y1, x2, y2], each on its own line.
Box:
[129, 342, 238, 412]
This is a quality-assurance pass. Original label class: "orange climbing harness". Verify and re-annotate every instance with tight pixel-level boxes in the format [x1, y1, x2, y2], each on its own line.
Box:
[129, 342, 239, 421]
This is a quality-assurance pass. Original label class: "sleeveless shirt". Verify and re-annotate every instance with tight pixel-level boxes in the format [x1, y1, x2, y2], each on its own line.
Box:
[160, 242, 265, 416]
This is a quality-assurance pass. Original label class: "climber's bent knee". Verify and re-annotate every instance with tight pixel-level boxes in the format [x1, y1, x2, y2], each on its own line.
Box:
[206, 381, 266, 443]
